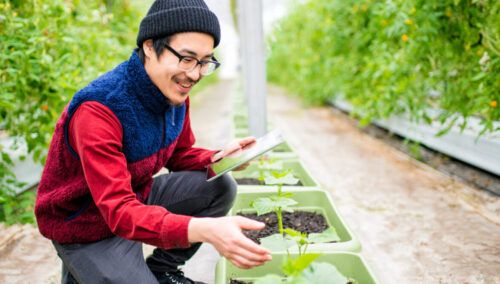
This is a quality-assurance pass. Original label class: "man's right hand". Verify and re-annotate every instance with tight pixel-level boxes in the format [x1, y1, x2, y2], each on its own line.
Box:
[188, 216, 272, 269]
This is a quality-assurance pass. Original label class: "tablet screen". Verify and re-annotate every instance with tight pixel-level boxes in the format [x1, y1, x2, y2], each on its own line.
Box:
[207, 130, 285, 181]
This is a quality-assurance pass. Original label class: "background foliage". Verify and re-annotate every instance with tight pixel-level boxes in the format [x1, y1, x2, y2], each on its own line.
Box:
[268, 0, 499, 134]
[0, 0, 145, 224]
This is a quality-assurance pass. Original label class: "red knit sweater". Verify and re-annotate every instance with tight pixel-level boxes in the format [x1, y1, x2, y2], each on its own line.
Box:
[35, 99, 216, 249]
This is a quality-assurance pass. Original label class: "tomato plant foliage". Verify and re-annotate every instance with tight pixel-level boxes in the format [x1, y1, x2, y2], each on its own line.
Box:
[267, 0, 499, 134]
[0, 0, 145, 223]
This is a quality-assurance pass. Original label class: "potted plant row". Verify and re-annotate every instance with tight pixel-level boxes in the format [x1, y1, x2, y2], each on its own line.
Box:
[232, 157, 319, 192]
[225, 94, 378, 282]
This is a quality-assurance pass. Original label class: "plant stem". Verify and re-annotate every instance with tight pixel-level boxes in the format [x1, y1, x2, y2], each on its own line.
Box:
[278, 184, 282, 196]
[277, 207, 284, 235]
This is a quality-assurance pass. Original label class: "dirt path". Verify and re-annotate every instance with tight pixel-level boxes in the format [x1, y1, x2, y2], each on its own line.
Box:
[0, 223, 60, 283]
[267, 85, 500, 284]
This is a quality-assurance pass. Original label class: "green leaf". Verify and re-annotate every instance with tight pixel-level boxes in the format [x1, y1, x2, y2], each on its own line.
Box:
[282, 253, 321, 276]
[1, 152, 13, 165]
[260, 233, 295, 251]
[299, 262, 350, 284]
[283, 228, 309, 248]
[307, 227, 341, 243]
[255, 274, 284, 284]
[258, 159, 283, 170]
[250, 196, 298, 215]
[264, 171, 299, 185]
[284, 228, 304, 238]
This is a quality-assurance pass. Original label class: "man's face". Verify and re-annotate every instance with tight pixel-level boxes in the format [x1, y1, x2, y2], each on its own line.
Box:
[143, 32, 215, 106]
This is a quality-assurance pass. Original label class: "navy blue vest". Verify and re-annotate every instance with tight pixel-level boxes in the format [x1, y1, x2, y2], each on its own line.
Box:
[64, 52, 186, 162]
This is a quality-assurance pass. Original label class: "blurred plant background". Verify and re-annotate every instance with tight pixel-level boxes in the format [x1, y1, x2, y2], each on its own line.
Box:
[268, 0, 499, 134]
[0, 0, 147, 224]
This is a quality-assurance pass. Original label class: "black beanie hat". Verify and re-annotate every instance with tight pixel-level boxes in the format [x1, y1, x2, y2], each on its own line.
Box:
[137, 0, 221, 48]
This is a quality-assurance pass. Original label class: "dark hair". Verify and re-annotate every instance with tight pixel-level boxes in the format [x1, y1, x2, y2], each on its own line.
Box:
[135, 36, 171, 64]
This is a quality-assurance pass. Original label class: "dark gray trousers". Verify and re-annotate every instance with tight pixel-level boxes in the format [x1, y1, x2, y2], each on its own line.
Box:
[52, 171, 237, 284]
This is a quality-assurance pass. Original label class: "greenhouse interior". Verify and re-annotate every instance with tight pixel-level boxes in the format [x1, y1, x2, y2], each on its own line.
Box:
[0, 0, 499, 283]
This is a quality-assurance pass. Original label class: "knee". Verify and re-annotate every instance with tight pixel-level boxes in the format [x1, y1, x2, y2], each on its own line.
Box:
[211, 173, 237, 209]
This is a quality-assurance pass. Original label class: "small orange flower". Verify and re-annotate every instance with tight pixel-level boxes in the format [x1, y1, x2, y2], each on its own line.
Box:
[445, 8, 452, 18]
[41, 105, 49, 111]
[490, 101, 497, 108]
[402, 34, 409, 42]
[404, 19, 413, 25]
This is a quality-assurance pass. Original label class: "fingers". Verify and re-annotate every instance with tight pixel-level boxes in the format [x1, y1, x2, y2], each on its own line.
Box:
[232, 240, 272, 263]
[233, 162, 250, 171]
[236, 233, 271, 257]
[224, 141, 243, 156]
[235, 216, 266, 231]
[224, 233, 272, 269]
[223, 137, 256, 158]
[238, 136, 256, 148]
[229, 254, 268, 269]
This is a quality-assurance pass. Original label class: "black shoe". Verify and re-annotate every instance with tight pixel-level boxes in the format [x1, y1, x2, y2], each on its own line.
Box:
[153, 270, 206, 284]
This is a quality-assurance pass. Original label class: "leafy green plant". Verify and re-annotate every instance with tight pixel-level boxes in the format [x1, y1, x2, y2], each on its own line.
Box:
[255, 228, 349, 284]
[268, 0, 499, 136]
[0, 188, 36, 225]
[250, 170, 299, 234]
[0, 0, 145, 223]
[256, 157, 283, 184]
[260, 228, 340, 256]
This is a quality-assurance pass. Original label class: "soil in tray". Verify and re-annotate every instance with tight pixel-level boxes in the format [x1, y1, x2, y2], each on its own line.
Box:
[229, 280, 251, 284]
[235, 178, 303, 186]
[238, 211, 329, 243]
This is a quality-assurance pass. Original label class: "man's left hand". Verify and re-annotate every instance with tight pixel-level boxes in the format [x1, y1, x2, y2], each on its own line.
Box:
[211, 136, 256, 171]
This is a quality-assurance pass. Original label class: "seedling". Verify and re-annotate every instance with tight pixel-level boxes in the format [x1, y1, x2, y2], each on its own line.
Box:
[260, 228, 340, 256]
[256, 228, 351, 284]
[250, 170, 299, 234]
[256, 157, 283, 184]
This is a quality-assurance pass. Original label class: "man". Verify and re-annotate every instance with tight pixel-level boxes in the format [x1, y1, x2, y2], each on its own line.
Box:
[34, 0, 271, 283]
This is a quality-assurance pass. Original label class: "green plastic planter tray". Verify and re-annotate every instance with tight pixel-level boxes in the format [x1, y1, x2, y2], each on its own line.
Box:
[215, 252, 378, 284]
[231, 159, 318, 191]
[229, 189, 360, 252]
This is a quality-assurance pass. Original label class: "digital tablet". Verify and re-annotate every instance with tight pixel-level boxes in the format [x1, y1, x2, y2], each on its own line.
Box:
[207, 130, 285, 181]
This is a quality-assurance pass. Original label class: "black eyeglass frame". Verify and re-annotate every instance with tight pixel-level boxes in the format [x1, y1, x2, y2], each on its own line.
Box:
[164, 44, 220, 75]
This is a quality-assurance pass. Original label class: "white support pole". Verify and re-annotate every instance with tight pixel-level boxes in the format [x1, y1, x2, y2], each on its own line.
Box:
[237, 0, 267, 137]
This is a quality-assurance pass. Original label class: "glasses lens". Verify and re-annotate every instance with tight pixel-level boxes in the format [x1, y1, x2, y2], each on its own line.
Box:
[200, 62, 217, 75]
[178, 57, 197, 71]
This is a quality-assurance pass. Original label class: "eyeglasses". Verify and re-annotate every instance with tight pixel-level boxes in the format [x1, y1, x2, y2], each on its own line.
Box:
[164, 44, 220, 76]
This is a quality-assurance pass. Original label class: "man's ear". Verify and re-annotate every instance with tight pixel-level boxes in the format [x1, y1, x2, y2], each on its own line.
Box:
[142, 39, 155, 60]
